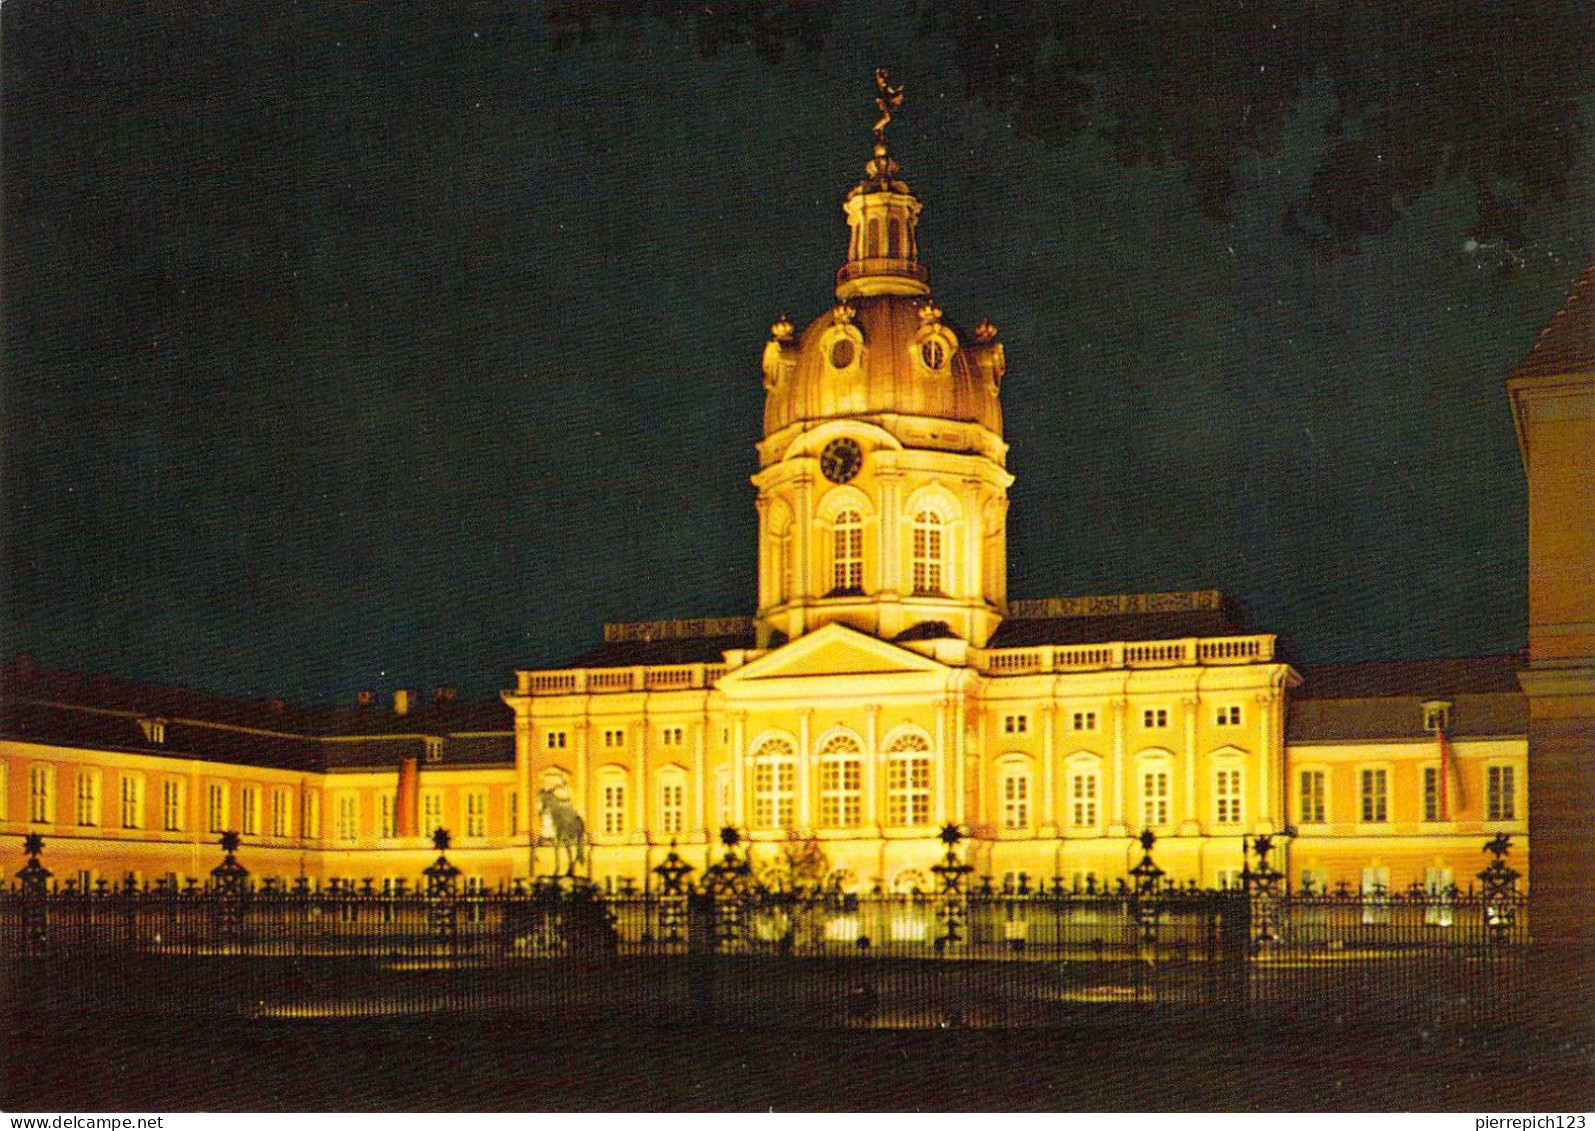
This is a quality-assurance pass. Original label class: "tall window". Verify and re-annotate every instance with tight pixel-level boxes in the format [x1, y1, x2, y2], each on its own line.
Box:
[1069, 769, 1099, 828]
[464, 790, 487, 837]
[421, 790, 443, 837]
[119, 773, 144, 830]
[379, 793, 397, 839]
[76, 769, 101, 827]
[270, 788, 290, 837]
[1360, 769, 1388, 823]
[885, 733, 932, 826]
[659, 775, 685, 835]
[240, 785, 260, 836]
[1488, 766, 1516, 821]
[28, 765, 54, 824]
[753, 739, 796, 828]
[302, 791, 321, 839]
[832, 510, 863, 592]
[601, 778, 627, 836]
[1423, 767, 1441, 822]
[508, 790, 519, 836]
[1214, 769, 1242, 825]
[1141, 769, 1169, 828]
[1000, 768, 1030, 830]
[336, 794, 358, 842]
[818, 735, 862, 827]
[1299, 770, 1325, 824]
[912, 511, 944, 594]
[162, 779, 185, 832]
[207, 783, 228, 834]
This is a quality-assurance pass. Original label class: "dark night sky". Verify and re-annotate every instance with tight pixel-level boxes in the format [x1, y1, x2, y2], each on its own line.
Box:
[4, 2, 1593, 704]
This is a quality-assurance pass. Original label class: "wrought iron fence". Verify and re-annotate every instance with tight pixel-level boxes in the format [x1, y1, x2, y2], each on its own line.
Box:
[0, 826, 1534, 1030]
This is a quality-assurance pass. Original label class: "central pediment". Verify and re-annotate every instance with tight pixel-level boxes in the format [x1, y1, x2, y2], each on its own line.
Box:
[717, 622, 952, 690]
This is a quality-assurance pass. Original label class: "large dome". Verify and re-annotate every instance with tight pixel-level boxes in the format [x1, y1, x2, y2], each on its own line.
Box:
[762, 294, 1003, 438]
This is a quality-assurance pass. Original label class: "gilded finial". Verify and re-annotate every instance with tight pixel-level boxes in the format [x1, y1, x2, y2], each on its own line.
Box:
[873, 68, 904, 145]
[974, 318, 998, 344]
[770, 313, 794, 342]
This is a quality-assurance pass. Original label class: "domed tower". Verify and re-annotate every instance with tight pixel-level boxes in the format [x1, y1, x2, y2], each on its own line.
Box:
[753, 71, 1013, 649]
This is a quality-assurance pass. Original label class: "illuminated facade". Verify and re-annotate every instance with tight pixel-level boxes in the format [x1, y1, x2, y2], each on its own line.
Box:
[1, 87, 1549, 900]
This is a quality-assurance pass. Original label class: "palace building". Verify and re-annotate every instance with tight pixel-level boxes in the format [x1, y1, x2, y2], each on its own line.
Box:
[6, 85, 1574, 906]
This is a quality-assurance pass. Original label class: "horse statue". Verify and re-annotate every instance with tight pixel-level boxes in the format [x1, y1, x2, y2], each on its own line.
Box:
[537, 787, 588, 876]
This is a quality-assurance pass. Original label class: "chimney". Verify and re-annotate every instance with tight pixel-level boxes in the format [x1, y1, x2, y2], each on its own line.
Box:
[393, 688, 414, 716]
[357, 689, 375, 708]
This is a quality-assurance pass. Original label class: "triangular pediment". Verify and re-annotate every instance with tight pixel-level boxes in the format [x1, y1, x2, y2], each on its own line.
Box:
[717, 623, 950, 689]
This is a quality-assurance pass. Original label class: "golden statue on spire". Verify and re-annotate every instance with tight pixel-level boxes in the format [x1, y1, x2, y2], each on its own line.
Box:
[873, 68, 904, 143]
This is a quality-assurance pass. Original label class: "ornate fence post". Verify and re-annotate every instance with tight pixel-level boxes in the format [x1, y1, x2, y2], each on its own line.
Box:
[1477, 833, 1521, 945]
[422, 828, 461, 944]
[16, 832, 51, 954]
[1128, 828, 1165, 955]
[210, 831, 250, 945]
[1241, 832, 1286, 946]
[652, 841, 695, 947]
[930, 824, 973, 951]
[699, 827, 757, 951]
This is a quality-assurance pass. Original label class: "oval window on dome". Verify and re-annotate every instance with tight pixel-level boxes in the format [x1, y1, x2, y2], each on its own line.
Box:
[830, 339, 855, 369]
[920, 340, 945, 369]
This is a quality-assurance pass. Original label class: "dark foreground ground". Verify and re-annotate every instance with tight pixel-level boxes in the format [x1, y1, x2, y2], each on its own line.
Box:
[3, 1013, 1591, 1111]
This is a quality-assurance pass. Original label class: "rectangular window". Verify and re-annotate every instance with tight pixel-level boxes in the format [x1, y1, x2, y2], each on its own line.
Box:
[76, 769, 102, 827]
[1069, 771, 1098, 827]
[1214, 769, 1242, 825]
[464, 790, 486, 837]
[545, 730, 568, 750]
[1423, 766, 1441, 822]
[1071, 711, 1097, 731]
[162, 779, 185, 832]
[240, 786, 260, 836]
[29, 764, 54, 823]
[661, 726, 684, 746]
[379, 793, 397, 839]
[1424, 866, 1455, 926]
[1216, 705, 1242, 727]
[1488, 766, 1516, 821]
[753, 760, 795, 828]
[270, 788, 290, 838]
[887, 757, 932, 826]
[1141, 770, 1169, 827]
[207, 783, 228, 834]
[602, 782, 626, 836]
[1299, 770, 1325, 825]
[1142, 708, 1168, 729]
[421, 790, 443, 837]
[1001, 773, 1029, 829]
[120, 773, 144, 829]
[302, 791, 321, 839]
[603, 728, 625, 748]
[1361, 865, 1392, 924]
[1360, 769, 1388, 823]
[508, 790, 519, 836]
[1002, 714, 1029, 735]
[660, 781, 685, 834]
[423, 737, 443, 763]
[819, 759, 861, 827]
[336, 794, 359, 842]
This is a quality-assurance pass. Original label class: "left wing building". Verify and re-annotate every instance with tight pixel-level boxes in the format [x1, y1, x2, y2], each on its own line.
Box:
[1, 95, 1533, 899]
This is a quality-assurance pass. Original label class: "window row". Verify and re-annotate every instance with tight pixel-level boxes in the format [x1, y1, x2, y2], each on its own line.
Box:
[823, 509, 947, 596]
[993, 766, 1247, 831]
[1296, 765, 1518, 825]
[997, 705, 1246, 735]
[748, 733, 935, 829]
[17, 767, 312, 837]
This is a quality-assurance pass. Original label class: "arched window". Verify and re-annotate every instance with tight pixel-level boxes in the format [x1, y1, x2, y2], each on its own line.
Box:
[818, 734, 862, 828]
[833, 509, 863, 593]
[868, 217, 882, 257]
[912, 510, 945, 595]
[885, 732, 932, 826]
[1000, 765, 1030, 830]
[752, 738, 796, 829]
[888, 217, 902, 258]
[599, 769, 628, 837]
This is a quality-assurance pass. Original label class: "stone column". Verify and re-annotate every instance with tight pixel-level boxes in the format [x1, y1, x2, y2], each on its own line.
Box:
[797, 708, 813, 828]
[1109, 696, 1129, 836]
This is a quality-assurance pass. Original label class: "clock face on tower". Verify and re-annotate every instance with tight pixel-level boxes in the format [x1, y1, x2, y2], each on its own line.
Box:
[820, 438, 863, 484]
